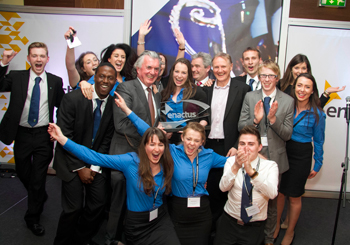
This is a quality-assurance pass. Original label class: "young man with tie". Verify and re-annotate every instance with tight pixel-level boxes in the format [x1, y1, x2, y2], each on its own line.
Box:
[0, 43, 65, 236]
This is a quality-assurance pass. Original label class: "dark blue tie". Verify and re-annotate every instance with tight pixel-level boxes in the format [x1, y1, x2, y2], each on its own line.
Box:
[249, 78, 255, 91]
[263, 96, 271, 116]
[93, 99, 103, 141]
[28, 77, 41, 127]
[241, 173, 253, 223]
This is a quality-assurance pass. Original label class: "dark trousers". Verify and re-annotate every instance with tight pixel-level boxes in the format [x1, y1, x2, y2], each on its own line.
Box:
[105, 170, 126, 243]
[214, 211, 266, 245]
[205, 139, 228, 231]
[14, 126, 53, 225]
[54, 173, 107, 245]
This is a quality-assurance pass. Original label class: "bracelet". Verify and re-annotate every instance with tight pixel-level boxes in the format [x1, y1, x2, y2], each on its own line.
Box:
[179, 47, 185, 51]
[323, 91, 330, 97]
[137, 41, 145, 45]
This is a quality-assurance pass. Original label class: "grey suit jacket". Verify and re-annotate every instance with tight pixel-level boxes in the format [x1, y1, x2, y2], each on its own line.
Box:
[110, 78, 160, 154]
[238, 88, 294, 174]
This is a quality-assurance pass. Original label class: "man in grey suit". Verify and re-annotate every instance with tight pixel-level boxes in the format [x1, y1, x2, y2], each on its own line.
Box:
[106, 51, 161, 245]
[238, 60, 294, 245]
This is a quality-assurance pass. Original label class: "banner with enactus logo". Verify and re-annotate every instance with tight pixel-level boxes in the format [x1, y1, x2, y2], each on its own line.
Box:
[0, 10, 123, 164]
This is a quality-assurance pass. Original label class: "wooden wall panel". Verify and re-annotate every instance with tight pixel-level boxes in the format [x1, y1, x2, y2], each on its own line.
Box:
[290, 0, 350, 21]
[23, 0, 124, 9]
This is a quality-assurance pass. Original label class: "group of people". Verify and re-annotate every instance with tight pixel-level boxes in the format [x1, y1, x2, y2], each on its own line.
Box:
[0, 20, 345, 245]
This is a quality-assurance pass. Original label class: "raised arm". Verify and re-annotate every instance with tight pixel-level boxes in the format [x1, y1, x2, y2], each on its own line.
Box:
[137, 19, 152, 56]
[174, 28, 185, 60]
[48, 123, 135, 171]
[64, 26, 81, 88]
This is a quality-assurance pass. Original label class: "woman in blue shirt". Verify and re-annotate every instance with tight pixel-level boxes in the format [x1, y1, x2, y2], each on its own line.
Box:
[47, 124, 180, 245]
[276, 73, 326, 245]
[79, 43, 138, 97]
[114, 92, 228, 245]
[161, 58, 208, 144]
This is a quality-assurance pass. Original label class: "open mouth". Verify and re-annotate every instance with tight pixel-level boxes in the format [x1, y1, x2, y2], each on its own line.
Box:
[92, 67, 97, 71]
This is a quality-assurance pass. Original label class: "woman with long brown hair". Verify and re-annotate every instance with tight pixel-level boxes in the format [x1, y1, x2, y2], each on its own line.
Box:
[114, 91, 230, 245]
[276, 73, 326, 245]
[161, 58, 207, 144]
[47, 124, 180, 245]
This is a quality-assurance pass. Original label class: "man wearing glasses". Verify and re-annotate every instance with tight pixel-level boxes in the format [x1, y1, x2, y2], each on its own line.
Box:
[238, 60, 294, 245]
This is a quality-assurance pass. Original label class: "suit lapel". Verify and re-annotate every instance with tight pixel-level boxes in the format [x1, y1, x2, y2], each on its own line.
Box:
[224, 79, 238, 120]
[47, 73, 54, 109]
[207, 85, 214, 124]
[21, 71, 30, 102]
[134, 80, 152, 124]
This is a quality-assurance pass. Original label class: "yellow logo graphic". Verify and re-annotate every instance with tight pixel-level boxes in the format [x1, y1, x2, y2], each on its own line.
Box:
[324, 80, 342, 106]
[0, 11, 28, 64]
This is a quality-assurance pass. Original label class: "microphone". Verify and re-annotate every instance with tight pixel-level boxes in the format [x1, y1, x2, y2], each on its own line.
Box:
[346, 96, 350, 122]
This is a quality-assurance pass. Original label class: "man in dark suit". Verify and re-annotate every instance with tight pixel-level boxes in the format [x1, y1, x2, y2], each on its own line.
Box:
[105, 50, 161, 245]
[234, 47, 262, 91]
[53, 63, 116, 245]
[0, 43, 64, 236]
[204, 52, 250, 232]
[238, 60, 294, 245]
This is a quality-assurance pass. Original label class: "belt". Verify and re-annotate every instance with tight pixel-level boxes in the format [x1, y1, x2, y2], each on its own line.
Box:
[208, 138, 225, 143]
[18, 125, 48, 133]
[225, 212, 265, 227]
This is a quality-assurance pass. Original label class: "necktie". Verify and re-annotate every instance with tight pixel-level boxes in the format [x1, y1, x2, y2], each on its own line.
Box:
[249, 78, 255, 91]
[28, 77, 41, 127]
[93, 99, 103, 141]
[263, 96, 271, 115]
[147, 87, 155, 126]
[241, 172, 253, 223]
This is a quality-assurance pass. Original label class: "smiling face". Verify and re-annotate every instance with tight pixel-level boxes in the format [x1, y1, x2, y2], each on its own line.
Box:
[108, 48, 126, 73]
[173, 62, 189, 88]
[292, 62, 308, 80]
[260, 67, 278, 96]
[27, 47, 49, 76]
[181, 129, 204, 159]
[137, 55, 160, 87]
[212, 56, 233, 85]
[238, 134, 262, 161]
[242, 50, 261, 78]
[191, 57, 210, 82]
[94, 65, 116, 99]
[82, 53, 99, 77]
[294, 76, 313, 104]
[145, 134, 165, 165]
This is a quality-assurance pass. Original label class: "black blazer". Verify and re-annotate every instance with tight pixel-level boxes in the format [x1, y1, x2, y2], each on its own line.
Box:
[53, 90, 114, 182]
[204, 78, 250, 153]
[0, 66, 64, 145]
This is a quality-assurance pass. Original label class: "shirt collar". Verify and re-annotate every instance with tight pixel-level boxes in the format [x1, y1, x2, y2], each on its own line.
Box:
[197, 76, 209, 85]
[92, 87, 109, 103]
[214, 79, 231, 89]
[30, 69, 46, 81]
[137, 77, 150, 91]
[247, 73, 259, 82]
[262, 87, 277, 101]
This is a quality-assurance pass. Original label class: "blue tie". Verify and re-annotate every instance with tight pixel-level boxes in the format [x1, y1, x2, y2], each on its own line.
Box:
[249, 79, 255, 91]
[93, 99, 103, 141]
[241, 173, 253, 223]
[28, 77, 41, 127]
[263, 96, 271, 116]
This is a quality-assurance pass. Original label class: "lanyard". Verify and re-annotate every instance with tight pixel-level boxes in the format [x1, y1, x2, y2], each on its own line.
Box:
[242, 158, 260, 198]
[254, 80, 260, 91]
[191, 152, 199, 195]
[153, 186, 161, 208]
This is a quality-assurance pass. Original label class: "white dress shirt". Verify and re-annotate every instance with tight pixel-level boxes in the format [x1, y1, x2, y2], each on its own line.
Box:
[19, 69, 49, 127]
[220, 156, 278, 222]
[246, 74, 261, 91]
[262, 88, 277, 107]
[208, 80, 230, 139]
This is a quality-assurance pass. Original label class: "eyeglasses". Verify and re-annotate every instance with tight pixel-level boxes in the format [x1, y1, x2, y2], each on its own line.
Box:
[259, 74, 277, 79]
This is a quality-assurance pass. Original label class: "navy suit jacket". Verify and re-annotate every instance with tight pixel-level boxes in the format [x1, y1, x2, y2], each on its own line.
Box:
[0, 66, 64, 145]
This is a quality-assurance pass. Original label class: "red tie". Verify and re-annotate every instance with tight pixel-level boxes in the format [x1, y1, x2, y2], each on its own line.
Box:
[146, 87, 155, 126]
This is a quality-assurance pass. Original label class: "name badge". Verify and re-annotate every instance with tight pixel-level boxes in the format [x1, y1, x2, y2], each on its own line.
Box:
[245, 203, 260, 217]
[261, 136, 268, 147]
[187, 196, 201, 208]
[149, 208, 158, 222]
